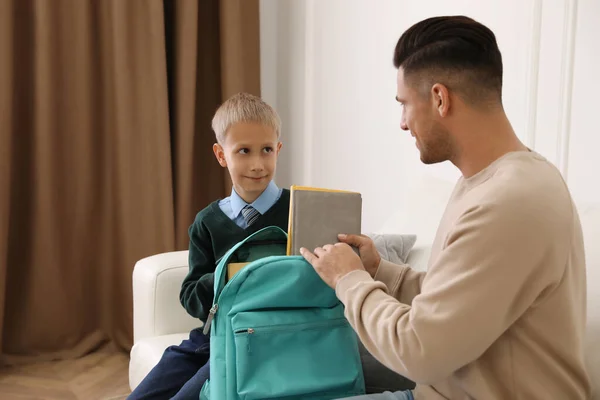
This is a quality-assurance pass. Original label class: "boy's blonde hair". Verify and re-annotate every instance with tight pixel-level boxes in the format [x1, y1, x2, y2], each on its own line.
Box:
[211, 92, 281, 144]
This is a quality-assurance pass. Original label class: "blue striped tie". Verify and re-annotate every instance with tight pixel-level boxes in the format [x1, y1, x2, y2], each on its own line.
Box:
[241, 205, 260, 226]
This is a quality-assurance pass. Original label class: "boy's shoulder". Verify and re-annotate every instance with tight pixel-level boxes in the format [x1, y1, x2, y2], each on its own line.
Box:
[278, 188, 291, 205]
[280, 188, 290, 203]
[192, 199, 223, 226]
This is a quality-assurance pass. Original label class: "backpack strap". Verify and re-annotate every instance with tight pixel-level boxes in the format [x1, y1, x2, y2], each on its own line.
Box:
[203, 226, 288, 335]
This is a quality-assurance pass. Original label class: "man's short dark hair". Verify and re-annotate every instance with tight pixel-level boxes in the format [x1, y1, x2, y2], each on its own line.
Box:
[394, 16, 503, 105]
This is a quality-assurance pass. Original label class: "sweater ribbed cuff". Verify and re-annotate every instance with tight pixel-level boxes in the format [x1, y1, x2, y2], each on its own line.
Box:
[374, 258, 408, 289]
[335, 270, 374, 305]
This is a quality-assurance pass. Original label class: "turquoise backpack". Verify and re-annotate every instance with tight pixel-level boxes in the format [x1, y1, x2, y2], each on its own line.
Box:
[199, 226, 366, 400]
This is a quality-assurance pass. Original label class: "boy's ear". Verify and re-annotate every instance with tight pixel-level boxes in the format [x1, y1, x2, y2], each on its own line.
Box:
[213, 143, 227, 167]
[276, 141, 283, 155]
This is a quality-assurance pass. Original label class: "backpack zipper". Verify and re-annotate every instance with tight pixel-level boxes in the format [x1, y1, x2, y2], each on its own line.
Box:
[235, 328, 255, 334]
[202, 304, 218, 335]
[205, 256, 279, 335]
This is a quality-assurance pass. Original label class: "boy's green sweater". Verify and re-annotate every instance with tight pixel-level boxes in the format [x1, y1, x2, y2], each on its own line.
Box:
[179, 189, 290, 321]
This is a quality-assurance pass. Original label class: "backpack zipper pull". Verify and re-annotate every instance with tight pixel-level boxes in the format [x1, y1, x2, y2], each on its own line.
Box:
[202, 304, 218, 335]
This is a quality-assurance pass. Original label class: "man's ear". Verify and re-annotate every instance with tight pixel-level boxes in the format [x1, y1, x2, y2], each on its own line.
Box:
[213, 143, 227, 167]
[431, 83, 450, 117]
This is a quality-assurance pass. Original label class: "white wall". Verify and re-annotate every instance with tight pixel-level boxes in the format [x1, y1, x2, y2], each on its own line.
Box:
[260, 0, 600, 239]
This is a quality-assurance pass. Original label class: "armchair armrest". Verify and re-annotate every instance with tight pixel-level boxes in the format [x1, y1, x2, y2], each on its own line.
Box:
[132, 250, 201, 343]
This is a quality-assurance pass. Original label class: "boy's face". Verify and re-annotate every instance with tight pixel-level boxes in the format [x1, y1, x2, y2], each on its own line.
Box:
[213, 122, 282, 204]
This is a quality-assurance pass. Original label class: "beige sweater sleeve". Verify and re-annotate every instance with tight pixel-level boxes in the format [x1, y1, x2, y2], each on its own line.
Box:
[373, 259, 426, 305]
[335, 201, 565, 384]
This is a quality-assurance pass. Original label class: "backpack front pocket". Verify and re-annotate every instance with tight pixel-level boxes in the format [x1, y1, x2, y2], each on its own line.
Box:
[231, 309, 364, 400]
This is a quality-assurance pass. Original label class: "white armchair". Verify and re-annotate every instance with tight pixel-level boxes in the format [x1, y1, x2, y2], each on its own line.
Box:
[129, 250, 201, 389]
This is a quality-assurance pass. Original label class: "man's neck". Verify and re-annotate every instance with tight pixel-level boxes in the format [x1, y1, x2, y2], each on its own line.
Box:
[451, 110, 528, 178]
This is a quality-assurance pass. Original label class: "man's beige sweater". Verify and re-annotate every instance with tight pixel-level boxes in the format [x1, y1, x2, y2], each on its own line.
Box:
[336, 151, 591, 399]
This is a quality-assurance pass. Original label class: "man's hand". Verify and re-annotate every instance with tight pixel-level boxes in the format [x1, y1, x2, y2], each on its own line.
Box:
[337, 234, 381, 277]
[300, 243, 365, 289]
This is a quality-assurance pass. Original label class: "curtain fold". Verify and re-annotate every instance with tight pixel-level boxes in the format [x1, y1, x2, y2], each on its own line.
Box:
[0, 0, 260, 364]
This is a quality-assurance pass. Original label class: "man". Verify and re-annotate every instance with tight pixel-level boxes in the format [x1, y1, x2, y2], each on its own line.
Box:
[301, 16, 591, 400]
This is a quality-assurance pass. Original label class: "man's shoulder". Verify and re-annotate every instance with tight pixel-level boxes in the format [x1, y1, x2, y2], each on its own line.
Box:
[463, 156, 575, 232]
[475, 154, 567, 205]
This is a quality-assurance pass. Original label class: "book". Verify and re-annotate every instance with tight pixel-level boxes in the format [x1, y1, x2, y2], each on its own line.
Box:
[227, 262, 249, 281]
[286, 185, 362, 256]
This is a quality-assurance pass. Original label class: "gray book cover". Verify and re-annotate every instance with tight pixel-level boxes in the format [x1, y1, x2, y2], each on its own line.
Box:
[288, 188, 362, 256]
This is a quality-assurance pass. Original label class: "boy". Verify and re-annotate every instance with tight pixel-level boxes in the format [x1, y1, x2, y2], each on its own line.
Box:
[128, 93, 290, 400]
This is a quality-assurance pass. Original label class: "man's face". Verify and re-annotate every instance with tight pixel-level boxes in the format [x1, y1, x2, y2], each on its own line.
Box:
[396, 68, 452, 164]
[213, 122, 282, 203]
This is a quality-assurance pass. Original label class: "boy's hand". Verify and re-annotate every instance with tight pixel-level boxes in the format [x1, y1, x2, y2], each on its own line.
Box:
[300, 243, 365, 289]
[337, 234, 381, 277]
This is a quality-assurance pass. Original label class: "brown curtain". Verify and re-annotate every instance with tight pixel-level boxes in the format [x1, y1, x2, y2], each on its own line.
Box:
[0, 0, 260, 364]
